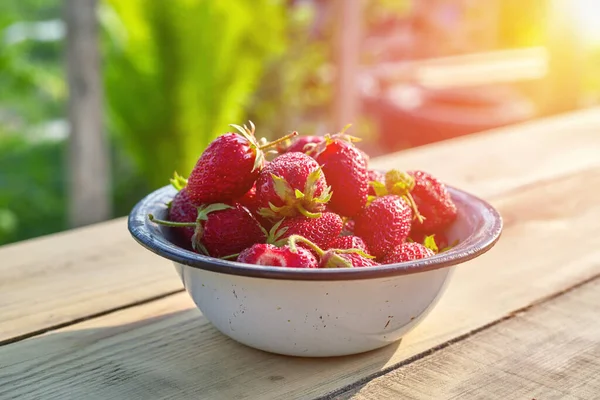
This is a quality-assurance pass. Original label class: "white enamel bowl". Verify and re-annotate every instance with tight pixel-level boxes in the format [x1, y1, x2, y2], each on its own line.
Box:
[129, 185, 502, 357]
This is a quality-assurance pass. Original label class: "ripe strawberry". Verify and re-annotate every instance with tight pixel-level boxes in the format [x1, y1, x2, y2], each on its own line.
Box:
[237, 243, 318, 268]
[164, 173, 196, 245]
[381, 242, 435, 264]
[150, 203, 266, 258]
[167, 187, 197, 245]
[367, 170, 385, 196]
[354, 195, 412, 258]
[187, 122, 296, 205]
[328, 235, 369, 253]
[341, 219, 355, 236]
[282, 135, 324, 154]
[313, 137, 368, 217]
[267, 212, 343, 250]
[408, 170, 458, 232]
[256, 152, 331, 220]
[288, 235, 378, 268]
[235, 183, 259, 215]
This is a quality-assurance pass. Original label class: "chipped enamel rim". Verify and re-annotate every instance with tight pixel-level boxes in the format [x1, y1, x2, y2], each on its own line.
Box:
[128, 185, 502, 281]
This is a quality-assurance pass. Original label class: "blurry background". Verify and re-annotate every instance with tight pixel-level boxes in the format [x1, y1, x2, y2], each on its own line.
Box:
[0, 0, 599, 246]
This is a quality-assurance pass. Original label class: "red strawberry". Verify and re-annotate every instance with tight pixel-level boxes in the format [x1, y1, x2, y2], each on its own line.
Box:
[282, 135, 324, 154]
[288, 235, 378, 268]
[328, 235, 369, 253]
[367, 170, 385, 196]
[341, 219, 355, 236]
[235, 183, 259, 215]
[167, 187, 197, 245]
[408, 170, 458, 233]
[187, 122, 296, 205]
[237, 243, 318, 268]
[256, 152, 331, 220]
[313, 137, 368, 217]
[150, 203, 266, 258]
[381, 242, 435, 264]
[354, 195, 412, 258]
[267, 212, 342, 250]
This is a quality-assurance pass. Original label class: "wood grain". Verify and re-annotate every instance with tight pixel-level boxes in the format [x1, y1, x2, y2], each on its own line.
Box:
[0, 218, 182, 343]
[335, 279, 600, 400]
[370, 106, 600, 199]
[1, 108, 600, 344]
[1, 166, 599, 399]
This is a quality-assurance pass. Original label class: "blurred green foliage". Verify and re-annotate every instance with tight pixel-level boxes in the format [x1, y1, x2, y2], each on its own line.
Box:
[0, 0, 311, 245]
[101, 0, 287, 189]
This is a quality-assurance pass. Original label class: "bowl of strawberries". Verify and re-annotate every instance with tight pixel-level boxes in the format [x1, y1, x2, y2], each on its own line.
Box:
[128, 122, 502, 357]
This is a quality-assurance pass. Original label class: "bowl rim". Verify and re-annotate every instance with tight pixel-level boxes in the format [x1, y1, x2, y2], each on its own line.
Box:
[128, 185, 502, 281]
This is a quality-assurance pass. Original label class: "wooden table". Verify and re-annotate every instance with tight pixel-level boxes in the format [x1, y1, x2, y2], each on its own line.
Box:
[2, 107, 600, 399]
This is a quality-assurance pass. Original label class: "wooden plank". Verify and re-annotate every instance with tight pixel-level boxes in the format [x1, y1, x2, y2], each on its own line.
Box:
[370, 107, 600, 199]
[0, 219, 182, 343]
[335, 279, 600, 400]
[2, 166, 600, 399]
[65, 0, 111, 227]
[1, 108, 600, 344]
[364, 47, 548, 88]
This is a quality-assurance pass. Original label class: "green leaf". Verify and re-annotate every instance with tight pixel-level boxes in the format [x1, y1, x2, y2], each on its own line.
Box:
[169, 171, 188, 191]
[196, 203, 233, 221]
[370, 181, 388, 197]
[303, 167, 323, 200]
[271, 173, 294, 202]
[102, 0, 286, 188]
[294, 189, 305, 199]
[423, 235, 439, 253]
[266, 219, 287, 244]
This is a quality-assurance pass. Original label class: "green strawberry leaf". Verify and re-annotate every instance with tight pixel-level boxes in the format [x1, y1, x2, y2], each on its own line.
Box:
[370, 181, 388, 197]
[423, 234, 439, 253]
[196, 203, 233, 221]
[266, 219, 287, 244]
[169, 171, 188, 191]
[271, 173, 295, 202]
[303, 167, 324, 200]
[313, 185, 332, 204]
[385, 169, 415, 196]
[334, 248, 376, 259]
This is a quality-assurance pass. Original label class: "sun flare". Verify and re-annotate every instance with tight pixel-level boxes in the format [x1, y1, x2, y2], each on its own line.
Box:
[572, 0, 600, 42]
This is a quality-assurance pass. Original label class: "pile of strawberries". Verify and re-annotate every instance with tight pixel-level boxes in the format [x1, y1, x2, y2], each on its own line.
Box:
[149, 122, 458, 268]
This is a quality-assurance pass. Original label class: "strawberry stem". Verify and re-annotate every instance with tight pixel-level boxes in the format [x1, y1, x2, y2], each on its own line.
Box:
[258, 131, 299, 150]
[296, 203, 322, 218]
[333, 248, 376, 259]
[148, 214, 196, 227]
[220, 253, 239, 260]
[403, 193, 425, 224]
[288, 234, 325, 257]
